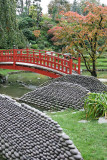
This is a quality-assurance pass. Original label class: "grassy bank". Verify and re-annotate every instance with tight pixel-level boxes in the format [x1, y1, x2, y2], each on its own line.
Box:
[82, 71, 107, 79]
[48, 109, 107, 160]
[0, 69, 15, 76]
[81, 53, 107, 71]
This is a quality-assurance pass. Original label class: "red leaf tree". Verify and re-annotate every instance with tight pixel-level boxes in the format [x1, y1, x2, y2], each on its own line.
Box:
[48, 2, 107, 77]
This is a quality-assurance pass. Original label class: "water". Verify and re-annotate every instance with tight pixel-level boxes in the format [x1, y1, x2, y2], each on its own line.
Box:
[0, 83, 32, 98]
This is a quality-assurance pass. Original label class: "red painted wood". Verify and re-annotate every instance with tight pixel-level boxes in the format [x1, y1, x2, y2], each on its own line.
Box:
[78, 56, 81, 74]
[0, 49, 81, 78]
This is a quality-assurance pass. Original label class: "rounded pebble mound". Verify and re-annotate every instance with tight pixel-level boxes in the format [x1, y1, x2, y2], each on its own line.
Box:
[20, 82, 89, 111]
[40, 74, 107, 93]
[0, 94, 83, 160]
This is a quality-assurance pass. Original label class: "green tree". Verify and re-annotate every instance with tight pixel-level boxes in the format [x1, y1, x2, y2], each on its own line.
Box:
[71, 0, 82, 15]
[29, 1, 42, 28]
[0, 0, 26, 49]
[48, 0, 71, 20]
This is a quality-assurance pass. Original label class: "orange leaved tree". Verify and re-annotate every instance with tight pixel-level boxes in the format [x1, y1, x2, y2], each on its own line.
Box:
[33, 30, 41, 38]
[48, 3, 107, 77]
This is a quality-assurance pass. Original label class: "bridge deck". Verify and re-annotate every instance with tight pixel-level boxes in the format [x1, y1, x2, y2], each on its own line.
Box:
[0, 61, 67, 76]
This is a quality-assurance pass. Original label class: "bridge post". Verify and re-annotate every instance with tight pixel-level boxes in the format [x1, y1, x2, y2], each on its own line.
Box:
[13, 45, 16, 69]
[26, 47, 29, 63]
[78, 53, 81, 74]
[69, 54, 72, 74]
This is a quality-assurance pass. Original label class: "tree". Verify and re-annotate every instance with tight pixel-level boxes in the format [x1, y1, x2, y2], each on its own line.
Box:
[16, 0, 31, 16]
[71, 0, 82, 15]
[48, 3, 107, 77]
[18, 17, 36, 29]
[25, 0, 32, 15]
[48, 0, 71, 20]
[16, 0, 24, 15]
[0, 0, 26, 49]
[80, 0, 100, 15]
[29, 0, 42, 28]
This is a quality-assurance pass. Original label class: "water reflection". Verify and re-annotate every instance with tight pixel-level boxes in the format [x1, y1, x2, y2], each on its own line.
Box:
[0, 84, 32, 98]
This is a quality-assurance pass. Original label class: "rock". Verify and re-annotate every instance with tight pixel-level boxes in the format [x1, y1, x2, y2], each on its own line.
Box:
[20, 82, 89, 111]
[73, 154, 83, 160]
[0, 94, 83, 160]
[65, 140, 73, 145]
[62, 133, 70, 140]
[14, 151, 19, 158]
[78, 120, 89, 123]
[70, 149, 79, 155]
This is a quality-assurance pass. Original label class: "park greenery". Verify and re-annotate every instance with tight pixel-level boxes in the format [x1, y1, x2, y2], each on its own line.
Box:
[0, 1, 107, 160]
[84, 92, 107, 119]
[0, 0, 26, 49]
[48, 109, 107, 160]
[0, 0, 107, 77]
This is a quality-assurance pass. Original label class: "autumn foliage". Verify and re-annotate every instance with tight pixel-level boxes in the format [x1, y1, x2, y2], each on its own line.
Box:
[33, 30, 41, 38]
[48, 26, 62, 41]
[48, 2, 107, 77]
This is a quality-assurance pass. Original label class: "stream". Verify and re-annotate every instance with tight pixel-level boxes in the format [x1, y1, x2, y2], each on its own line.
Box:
[0, 84, 31, 98]
[0, 83, 36, 98]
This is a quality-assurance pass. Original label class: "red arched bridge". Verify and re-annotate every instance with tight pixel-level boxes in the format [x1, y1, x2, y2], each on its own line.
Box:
[0, 48, 81, 78]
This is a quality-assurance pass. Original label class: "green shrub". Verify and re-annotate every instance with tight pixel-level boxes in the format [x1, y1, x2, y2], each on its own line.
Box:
[31, 44, 38, 49]
[18, 17, 36, 30]
[30, 40, 36, 44]
[44, 47, 53, 51]
[38, 44, 45, 50]
[22, 28, 35, 40]
[84, 92, 107, 119]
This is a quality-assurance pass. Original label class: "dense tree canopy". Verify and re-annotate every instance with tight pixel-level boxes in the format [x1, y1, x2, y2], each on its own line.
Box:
[48, 0, 71, 20]
[0, 0, 26, 49]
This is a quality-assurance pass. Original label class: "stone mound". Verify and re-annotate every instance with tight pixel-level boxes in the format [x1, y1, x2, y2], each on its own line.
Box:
[0, 94, 83, 160]
[20, 82, 89, 111]
[40, 74, 107, 93]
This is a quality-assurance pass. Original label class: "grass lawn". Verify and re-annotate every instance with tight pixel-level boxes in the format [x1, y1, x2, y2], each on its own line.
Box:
[48, 109, 107, 160]
[82, 71, 107, 79]
[79, 53, 107, 71]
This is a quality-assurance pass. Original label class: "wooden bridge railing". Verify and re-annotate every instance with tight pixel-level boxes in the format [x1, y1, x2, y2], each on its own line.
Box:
[0, 48, 81, 76]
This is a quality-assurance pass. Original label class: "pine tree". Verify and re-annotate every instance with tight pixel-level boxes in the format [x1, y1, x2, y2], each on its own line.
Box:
[0, 0, 26, 49]
[71, 0, 82, 14]
[71, 0, 78, 12]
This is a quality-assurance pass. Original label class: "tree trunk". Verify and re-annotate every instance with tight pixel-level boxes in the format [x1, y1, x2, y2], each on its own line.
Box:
[20, 0, 24, 14]
[91, 70, 97, 77]
[91, 59, 97, 77]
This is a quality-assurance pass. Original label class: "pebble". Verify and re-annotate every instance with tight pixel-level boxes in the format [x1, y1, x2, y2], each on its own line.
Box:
[20, 74, 107, 111]
[0, 94, 83, 160]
